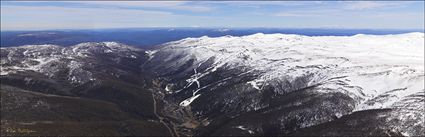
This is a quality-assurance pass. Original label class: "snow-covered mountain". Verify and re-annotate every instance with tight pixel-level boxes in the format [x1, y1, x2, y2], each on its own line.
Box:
[1, 42, 144, 84]
[1, 33, 424, 136]
[145, 32, 424, 136]
[151, 32, 424, 107]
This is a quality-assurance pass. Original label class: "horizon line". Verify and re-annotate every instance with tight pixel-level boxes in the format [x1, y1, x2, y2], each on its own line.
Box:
[2, 27, 424, 32]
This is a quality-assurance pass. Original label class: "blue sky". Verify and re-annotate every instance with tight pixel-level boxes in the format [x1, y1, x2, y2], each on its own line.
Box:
[1, 1, 424, 30]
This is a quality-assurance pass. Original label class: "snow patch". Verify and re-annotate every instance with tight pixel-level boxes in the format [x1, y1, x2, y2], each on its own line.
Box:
[234, 126, 254, 134]
[180, 94, 201, 107]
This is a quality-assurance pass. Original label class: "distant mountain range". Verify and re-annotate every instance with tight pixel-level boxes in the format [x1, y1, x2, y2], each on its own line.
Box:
[1, 28, 423, 48]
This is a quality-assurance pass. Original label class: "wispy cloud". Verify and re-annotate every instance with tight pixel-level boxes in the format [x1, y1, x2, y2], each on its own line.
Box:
[1, 5, 175, 30]
[274, 12, 318, 17]
[1, 1, 423, 30]
[272, 1, 421, 17]
[343, 1, 412, 10]
[69, 1, 214, 12]
[273, 10, 334, 17]
[203, 1, 324, 8]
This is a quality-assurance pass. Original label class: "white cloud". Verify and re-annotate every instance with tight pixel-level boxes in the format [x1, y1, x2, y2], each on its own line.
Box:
[273, 9, 340, 17]
[344, 1, 409, 10]
[205, 1, 323, 7]
[274, 11, 322, 17]
[71, 1, 214, 12]
[1, 5, 175, 30]
[1, 1, 423, 30]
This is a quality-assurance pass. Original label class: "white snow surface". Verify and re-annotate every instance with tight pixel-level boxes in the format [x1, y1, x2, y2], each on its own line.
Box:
[151, 33, 424, 112]
[234, 126, 255, 134]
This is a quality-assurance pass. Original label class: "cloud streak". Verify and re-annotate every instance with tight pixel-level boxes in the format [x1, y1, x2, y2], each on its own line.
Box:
[66, 1, 214, 12]
[1, 1, 423, 30]
[343, 1, 411, 10]
[1, 5, 175, 30]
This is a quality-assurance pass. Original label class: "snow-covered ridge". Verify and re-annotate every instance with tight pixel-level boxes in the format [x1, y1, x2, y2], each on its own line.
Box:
[1, 42, 137, 50]
[151, 33, 424, 114]
[152, 32, 424, 135]
[1, 42, 142, 83]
